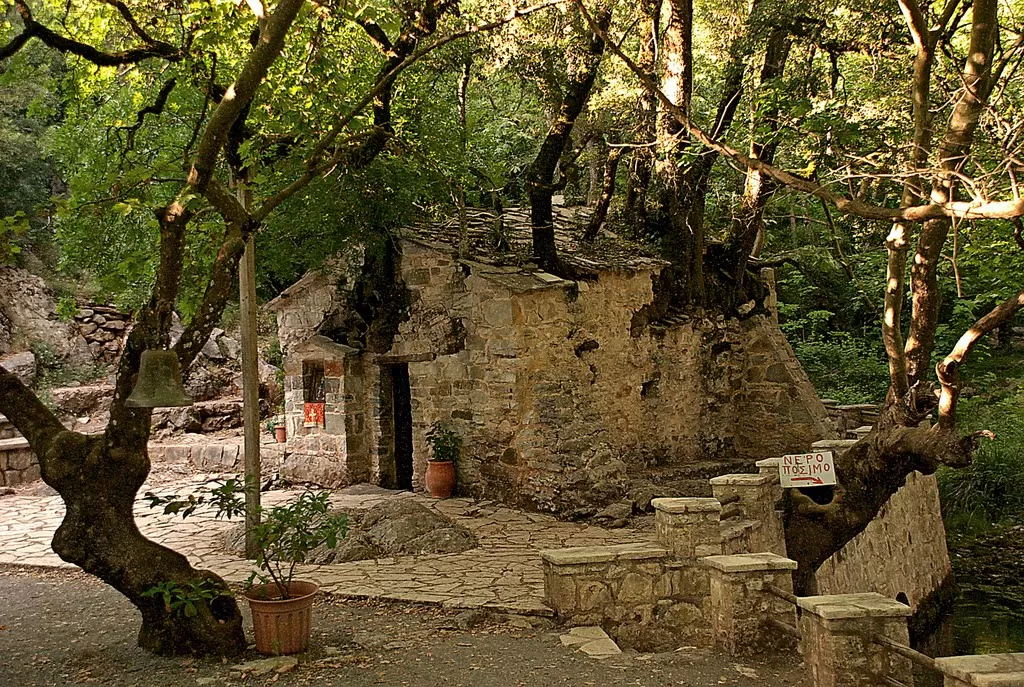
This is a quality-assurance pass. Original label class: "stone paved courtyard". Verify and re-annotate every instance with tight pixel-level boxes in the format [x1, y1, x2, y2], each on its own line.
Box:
[0, 469, 654, 615]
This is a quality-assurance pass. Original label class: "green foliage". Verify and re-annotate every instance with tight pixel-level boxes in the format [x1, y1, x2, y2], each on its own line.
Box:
[939, 355, 1024, 541]
[144, 478, 247, 520]
[141, 578, 231, 619]
[145, 480, 347, 599]
[245, 491, 348, 598]
[55, 295, 78, 321]
[426, 421, 462, 463]
[0, 212, 29, 264]
[28, 340, 104, 389]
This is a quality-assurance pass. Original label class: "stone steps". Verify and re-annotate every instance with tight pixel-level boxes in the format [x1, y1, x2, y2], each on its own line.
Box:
[0, 436, 39, 486]
[0, 414, 20, 441]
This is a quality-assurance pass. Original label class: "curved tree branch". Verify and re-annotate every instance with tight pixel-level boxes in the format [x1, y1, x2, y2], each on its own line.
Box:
[936, 287, 1024, 430]
[2, 0, 183, 65]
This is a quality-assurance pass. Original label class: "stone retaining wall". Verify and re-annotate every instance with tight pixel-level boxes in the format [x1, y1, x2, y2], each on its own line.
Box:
[73, 303, 130, 363]
[149, 442, 285, 475]
[813, 468, 951, 610]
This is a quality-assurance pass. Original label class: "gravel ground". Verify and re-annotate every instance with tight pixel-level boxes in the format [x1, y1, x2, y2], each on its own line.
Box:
[0, 566, 808, 687]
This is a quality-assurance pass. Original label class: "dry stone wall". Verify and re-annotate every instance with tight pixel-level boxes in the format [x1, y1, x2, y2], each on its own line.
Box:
[813, 469, 951, 609]
[73, 304, 130, 363]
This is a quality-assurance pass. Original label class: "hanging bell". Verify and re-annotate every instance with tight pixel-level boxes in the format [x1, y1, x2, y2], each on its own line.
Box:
[126, 350, 194, 408]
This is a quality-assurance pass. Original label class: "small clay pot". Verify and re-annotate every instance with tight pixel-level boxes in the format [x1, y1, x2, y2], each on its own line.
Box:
[244, 581, 318, 655]
[425, 460, 455, 498]
[274, 426, 286, 443]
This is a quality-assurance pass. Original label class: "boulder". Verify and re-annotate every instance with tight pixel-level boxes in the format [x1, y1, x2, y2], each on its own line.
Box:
[217, 335, 241, 360]
[48, 384, 114, 417]
[0, 351, 37, 386]
[230, 497, 478, 564]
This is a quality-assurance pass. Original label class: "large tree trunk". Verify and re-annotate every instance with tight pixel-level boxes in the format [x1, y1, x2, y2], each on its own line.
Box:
[622, 0, 661, 235]
[526, 4, 613, 272]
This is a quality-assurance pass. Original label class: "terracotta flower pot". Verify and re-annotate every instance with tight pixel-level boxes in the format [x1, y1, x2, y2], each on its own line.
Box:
[274, 426, 286, 443]
[244, 581, 318, 655]
[425, 460, 455, 498]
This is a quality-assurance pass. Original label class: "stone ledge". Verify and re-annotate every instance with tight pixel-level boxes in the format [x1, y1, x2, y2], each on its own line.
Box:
[935, 653, 1024, 686]
[797, 592, 913, 620]
[652, 497, 721, 514]
[810, 439, 857, 450]
[702, 552, 797, 573]
[0, 438, 30, 451]
[540, 543, 668, 566]
[710, 473, 776, 487]
[719, 520, 759, 541]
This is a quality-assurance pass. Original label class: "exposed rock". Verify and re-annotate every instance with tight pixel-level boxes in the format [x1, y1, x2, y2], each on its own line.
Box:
[201, 337, 225, 361]
[227, 498, 477, 564]
[151, 406, 202, 433]
[0, 351, 37, 386]
[402, 527, 478, 553]
[594, 500, 634, 528]
[217, 335, 241, 360]
[0, 266, 91, 363]
[184, 363, 236, 402]
[49, 384, 114, 417]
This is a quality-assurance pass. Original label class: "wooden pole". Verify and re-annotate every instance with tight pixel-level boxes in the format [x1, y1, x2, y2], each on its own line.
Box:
[238, 184, 261, 558]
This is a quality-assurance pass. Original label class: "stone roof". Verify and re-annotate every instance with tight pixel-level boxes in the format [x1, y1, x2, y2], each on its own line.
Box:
[402, 206, 666, 274]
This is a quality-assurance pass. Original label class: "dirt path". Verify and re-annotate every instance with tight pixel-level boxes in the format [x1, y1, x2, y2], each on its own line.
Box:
[0, 566, 807, 687]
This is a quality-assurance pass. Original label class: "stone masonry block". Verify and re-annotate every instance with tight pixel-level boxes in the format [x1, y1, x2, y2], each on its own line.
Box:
[798, 593, 913, 687]
[935, 652, 1024, 687]
[705, 554, 798, 656]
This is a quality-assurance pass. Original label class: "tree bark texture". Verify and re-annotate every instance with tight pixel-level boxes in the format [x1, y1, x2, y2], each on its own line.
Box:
[583, 145, 622, 241]
[904, 0, 998, 384]
[622, 0, 661, 235]
[526, 4, 613, 273]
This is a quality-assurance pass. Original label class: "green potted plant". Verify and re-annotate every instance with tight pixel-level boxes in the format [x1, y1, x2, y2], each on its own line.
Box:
[425, 421, 461, 498]
[145, 482, 346, 655]
[242, 491, 346, 655]
[265, 412, 286, 443]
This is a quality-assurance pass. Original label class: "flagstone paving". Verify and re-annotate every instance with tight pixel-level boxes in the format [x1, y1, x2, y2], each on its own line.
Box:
[0, 472, 654, 615]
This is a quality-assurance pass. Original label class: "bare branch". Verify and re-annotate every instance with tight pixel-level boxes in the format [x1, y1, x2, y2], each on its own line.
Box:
[2, 0, 183, 65]
[120, 78, 176, 153]
[99, 0, 158, 44]
[936, 287, 1024, 429]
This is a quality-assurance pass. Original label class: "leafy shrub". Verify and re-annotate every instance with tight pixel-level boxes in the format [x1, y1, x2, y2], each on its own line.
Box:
[791, 333, 890, 404]
[426, 422, 461, 463]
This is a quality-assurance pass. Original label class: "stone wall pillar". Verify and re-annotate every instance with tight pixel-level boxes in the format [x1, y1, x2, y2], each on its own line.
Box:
[540, 543, 669, 626]
[652, 497, 722, 560]
[703, 553, 798, 655]
[709, 473, 785, 555]
[797, 593, 913, 687]
[935, 653, 1024, 686]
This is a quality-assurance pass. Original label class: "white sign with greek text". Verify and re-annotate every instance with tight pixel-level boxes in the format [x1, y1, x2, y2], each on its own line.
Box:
[779, 451, 836, 488]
